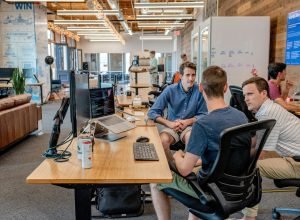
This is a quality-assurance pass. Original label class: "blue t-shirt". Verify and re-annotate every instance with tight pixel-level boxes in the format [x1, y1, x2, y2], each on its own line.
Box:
[187, 106, 250, 178]
[147, 83, 207, 121]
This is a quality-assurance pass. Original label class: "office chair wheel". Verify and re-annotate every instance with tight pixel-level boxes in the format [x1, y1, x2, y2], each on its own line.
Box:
[272, 209, 281, 220]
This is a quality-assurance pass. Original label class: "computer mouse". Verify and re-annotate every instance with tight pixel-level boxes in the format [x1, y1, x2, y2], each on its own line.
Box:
[136, 136, 149, 143]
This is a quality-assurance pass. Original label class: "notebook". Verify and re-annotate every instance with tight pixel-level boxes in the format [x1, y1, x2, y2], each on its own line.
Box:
[90, 87, 135, 134]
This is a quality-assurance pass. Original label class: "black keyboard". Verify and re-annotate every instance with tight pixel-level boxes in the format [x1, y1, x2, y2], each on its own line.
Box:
[133, 142, 159, 161]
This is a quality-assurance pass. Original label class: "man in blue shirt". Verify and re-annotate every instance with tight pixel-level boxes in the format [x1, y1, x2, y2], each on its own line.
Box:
[150, 66, 250, 220]
[147, 61, 207, 161]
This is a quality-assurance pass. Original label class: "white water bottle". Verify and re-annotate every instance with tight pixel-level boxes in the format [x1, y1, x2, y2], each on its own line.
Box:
[81, 140, 92, 169]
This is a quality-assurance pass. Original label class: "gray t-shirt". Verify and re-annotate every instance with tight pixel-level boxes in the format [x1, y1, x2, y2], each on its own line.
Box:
[187, 106, 250, 178]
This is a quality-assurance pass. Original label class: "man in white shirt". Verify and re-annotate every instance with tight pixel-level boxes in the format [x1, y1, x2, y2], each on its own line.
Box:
[148, 50, 158, 85]
[241, 76, 300, 220]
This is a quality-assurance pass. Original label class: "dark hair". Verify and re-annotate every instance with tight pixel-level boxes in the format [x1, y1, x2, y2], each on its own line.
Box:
[179, 61, 196, 75]
[242, 77, 270, 97]
[150, 50, 155, 55]
[268, 62, 286, 79]
[201, 66, 227, 98]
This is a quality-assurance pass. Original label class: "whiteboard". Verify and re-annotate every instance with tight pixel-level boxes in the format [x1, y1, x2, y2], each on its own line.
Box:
[204, 16, 270, 102]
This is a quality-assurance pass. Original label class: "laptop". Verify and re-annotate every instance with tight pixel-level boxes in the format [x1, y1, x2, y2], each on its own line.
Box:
[90, 87, 135, 134]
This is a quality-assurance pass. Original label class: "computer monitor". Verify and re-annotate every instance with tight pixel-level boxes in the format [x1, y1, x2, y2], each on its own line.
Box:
[75, 73, 90, 136]
[0, 68, 16, 78]
[132, 55, 139, 66]
[97, 74, 113, 89]
[23, 68, 34, 78]
[89, 87, 114, 119]
[157, 64, 164, 72]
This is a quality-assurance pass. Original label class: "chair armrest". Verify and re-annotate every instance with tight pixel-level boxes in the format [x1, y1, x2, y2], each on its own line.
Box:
[168, 160, 216, 206]
[148, 91, 161, 96]
[151, 83, 160, 88]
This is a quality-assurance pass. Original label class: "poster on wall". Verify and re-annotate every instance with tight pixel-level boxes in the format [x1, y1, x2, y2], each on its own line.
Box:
[0, 1, 41, 103]
[285, 10, 300, 65]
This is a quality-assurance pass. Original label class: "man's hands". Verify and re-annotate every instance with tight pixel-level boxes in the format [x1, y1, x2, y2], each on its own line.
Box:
[167, 119, 190, 132]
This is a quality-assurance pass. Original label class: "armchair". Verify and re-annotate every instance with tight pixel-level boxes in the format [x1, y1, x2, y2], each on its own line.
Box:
[272, 156, 300, 220]
[162, 119, 276, 220]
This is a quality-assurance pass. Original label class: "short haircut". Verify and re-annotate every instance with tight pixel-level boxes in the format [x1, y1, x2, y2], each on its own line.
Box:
[242, 77, 270, 97]
[181, 53, 187, 59]
[179, 61, 196, 75]
[150, 50, 155, 55]
[268, 62, 286, 79]
[201, 66, 227, 98]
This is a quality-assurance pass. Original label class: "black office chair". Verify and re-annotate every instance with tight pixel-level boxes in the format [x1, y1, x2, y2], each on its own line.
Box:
[162, 119, 276, 220]
[148, 82, 169, 107]
[229, 85, 257, 122]
[272, 156, 300, 220]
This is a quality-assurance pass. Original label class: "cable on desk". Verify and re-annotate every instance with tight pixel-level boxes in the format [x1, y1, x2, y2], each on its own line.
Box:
[42, 131, 73, 160]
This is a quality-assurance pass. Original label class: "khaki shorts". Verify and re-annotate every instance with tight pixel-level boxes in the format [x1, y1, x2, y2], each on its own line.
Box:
[160, 125, 192, 144]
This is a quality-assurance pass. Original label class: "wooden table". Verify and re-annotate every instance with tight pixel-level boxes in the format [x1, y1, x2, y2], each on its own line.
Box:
[27, 126, 172, 220]
[117, 95, 149, 107]
[0, 83, 13, 88]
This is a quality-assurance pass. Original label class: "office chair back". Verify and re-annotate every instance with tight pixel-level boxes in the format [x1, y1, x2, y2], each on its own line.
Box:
[229, 85, 257, 122]
[163, 119, 276, 220]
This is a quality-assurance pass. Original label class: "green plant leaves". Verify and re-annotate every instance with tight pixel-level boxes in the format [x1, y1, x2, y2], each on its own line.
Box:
[12, 68, 25, 95]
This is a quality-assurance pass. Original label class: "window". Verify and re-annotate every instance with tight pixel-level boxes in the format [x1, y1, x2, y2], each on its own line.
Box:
[100, 53, 108, 72]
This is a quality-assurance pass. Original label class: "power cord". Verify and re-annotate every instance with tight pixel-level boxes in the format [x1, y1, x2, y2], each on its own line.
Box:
[42, 132, 73, 161]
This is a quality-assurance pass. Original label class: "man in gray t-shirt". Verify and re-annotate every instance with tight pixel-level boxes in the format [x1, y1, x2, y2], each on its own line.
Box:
[150, 66, 250, 220]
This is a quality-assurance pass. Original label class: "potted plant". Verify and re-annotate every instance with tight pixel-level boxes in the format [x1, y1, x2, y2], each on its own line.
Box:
[12, 68, 25, 95]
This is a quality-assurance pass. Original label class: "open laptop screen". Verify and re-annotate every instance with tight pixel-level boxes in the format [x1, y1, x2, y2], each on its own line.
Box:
[90, 87, 115, 118]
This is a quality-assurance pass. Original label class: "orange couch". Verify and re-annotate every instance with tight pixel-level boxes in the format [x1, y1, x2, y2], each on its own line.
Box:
[0, 94, 42, 150]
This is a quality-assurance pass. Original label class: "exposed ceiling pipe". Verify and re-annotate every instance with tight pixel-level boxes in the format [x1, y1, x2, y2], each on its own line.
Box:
[107, 0, 132, 35]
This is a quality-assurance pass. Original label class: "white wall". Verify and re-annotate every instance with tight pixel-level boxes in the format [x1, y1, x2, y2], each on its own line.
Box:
[77, 33, 173, 54]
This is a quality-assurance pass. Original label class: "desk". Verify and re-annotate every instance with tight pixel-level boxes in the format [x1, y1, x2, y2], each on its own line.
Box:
[117, 95, 149, 107]
[26, 82, 44, 104]
[0, 83, 13, 88]
[0, 83, 13, 98]
[26, 126, 172, 220]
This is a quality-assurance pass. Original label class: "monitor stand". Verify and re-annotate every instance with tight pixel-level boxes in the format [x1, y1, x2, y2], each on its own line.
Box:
[93, 122, 126, 142]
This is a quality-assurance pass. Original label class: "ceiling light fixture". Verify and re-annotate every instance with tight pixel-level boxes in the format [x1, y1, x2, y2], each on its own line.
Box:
[6, 0, 84, 2]
[138, 23, 185, 28]
[67, 27, 110, 30]
[134, 2, 204, 9]
[144, 9, 186, 14]
[54, 20, 106, 25]
[89, 39, 120, 42]
[57, 9, 120, 16]
[77, 33, 115, 36]
[136, 14, 193, 20]
[140, 35, 172, 40]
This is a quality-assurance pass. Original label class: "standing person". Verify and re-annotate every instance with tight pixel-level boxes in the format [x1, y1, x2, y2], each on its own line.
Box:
[147, 62, 207, 161]
[148, 50, 158, 85]
[150, 66, 251, 220]
[268, 62, 300, 111]
[181, 53, 188, 63]
[242, 77, 300, 220]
